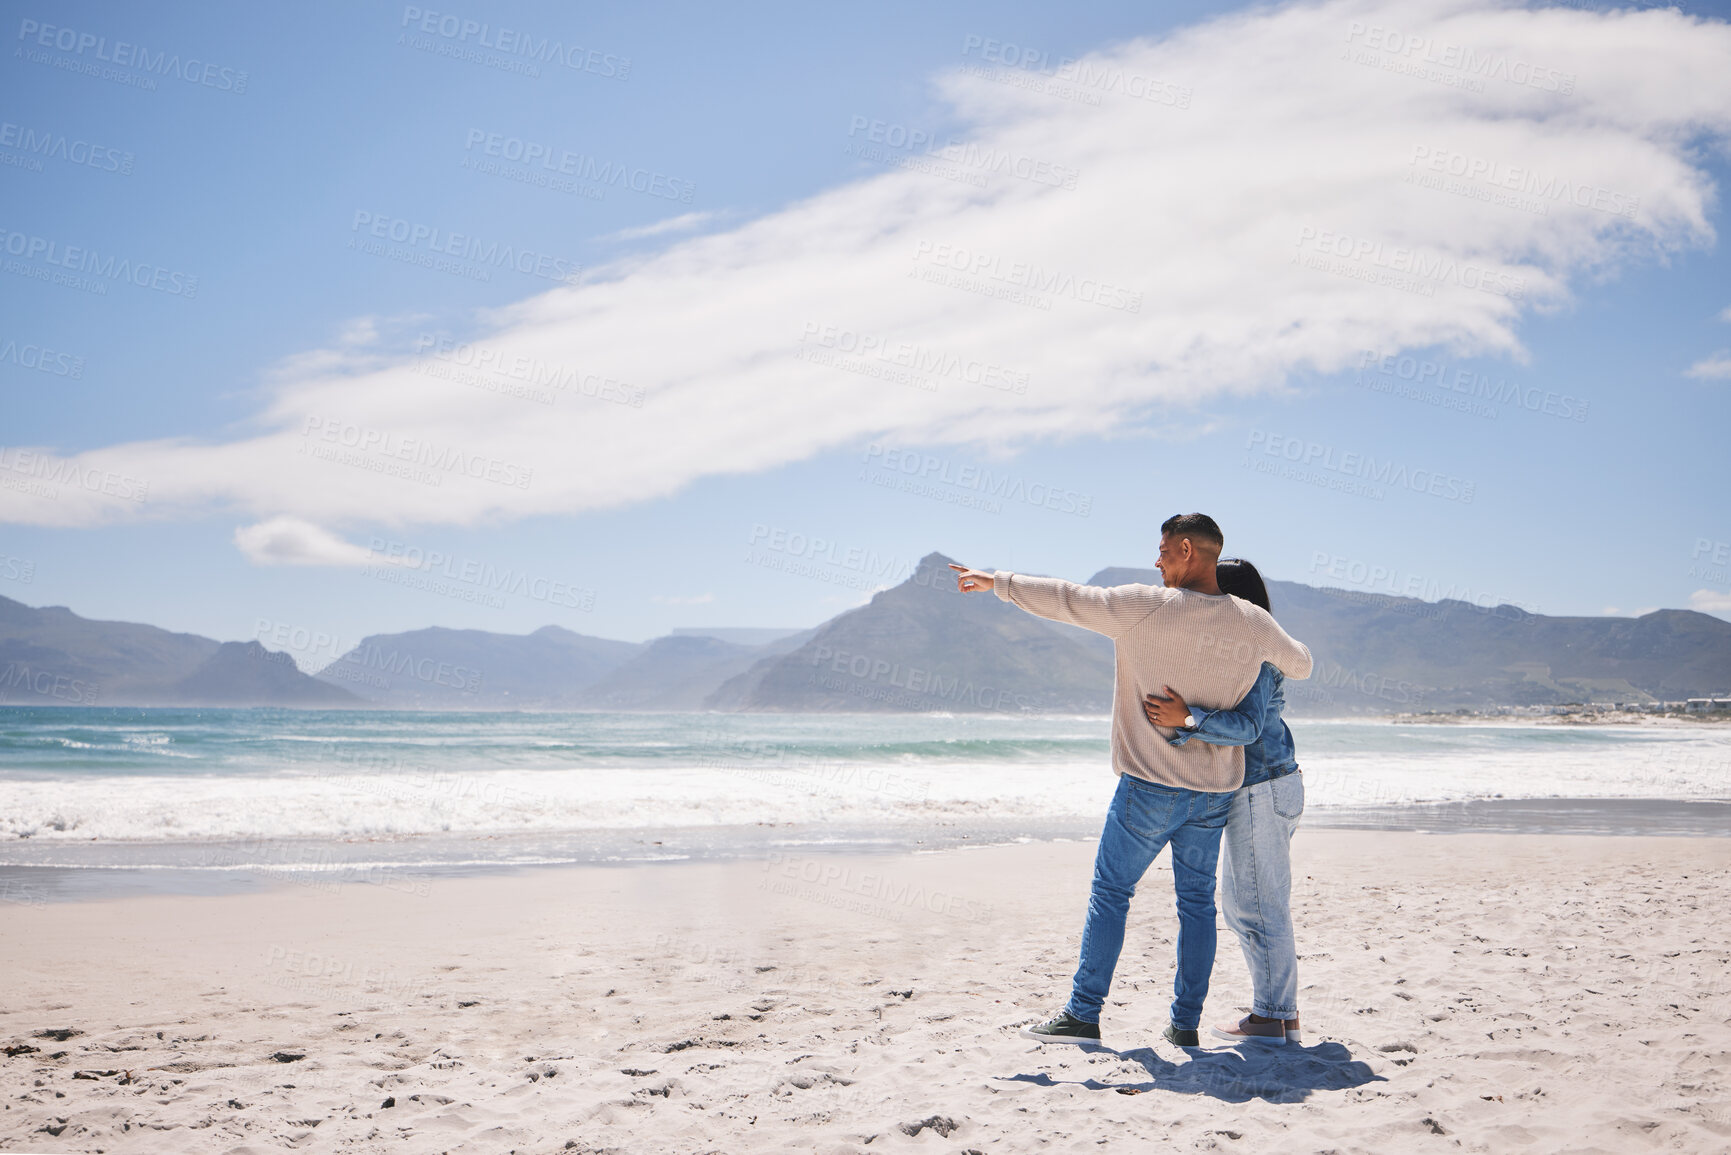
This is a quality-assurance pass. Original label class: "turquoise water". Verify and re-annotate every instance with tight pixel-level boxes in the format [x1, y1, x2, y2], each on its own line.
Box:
[0, 707, 1111, 779]
[0, 708, 1725, 864]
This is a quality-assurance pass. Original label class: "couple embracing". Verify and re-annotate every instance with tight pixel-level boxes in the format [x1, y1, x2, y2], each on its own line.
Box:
[951, 513, 1311, 1049]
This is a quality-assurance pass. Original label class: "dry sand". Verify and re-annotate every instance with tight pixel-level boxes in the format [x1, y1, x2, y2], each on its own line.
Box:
[2, 830, 1728, 1153]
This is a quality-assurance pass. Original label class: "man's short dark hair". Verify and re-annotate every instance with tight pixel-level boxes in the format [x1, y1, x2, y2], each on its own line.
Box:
[1160, 513, 1224, 552]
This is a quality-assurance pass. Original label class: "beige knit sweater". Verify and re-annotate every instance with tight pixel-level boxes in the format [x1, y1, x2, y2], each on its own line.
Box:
[993, 572, 1313, 792]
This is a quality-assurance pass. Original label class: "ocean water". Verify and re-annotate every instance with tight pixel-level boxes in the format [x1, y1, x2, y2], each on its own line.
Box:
[0, 708, 1726, 880]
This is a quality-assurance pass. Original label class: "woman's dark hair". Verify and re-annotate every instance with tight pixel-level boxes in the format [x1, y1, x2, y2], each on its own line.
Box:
[1217, 558, 1271, 614]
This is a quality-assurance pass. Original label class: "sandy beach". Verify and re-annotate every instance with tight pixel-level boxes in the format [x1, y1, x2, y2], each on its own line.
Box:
[2, 829, 1729, 1153]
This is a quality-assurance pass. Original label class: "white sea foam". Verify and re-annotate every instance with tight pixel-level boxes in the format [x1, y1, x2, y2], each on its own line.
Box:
[1, 714, 1726, 851]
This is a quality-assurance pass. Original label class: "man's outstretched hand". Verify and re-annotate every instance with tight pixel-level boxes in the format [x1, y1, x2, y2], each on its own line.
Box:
[949, 563, 995, 594]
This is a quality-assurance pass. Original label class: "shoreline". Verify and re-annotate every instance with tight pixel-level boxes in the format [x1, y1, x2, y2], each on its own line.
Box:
[1388, 710, 1731, 726]
[3, 797, 1729, 906]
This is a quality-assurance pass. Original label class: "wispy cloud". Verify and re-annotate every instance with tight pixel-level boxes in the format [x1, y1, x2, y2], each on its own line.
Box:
[233, 517, 378, 566]
[1684, 352, 1731, 380]
[4, 0, 1730, 554]
[599, 211, 719, 242]
[1689, 588, 1731, 618]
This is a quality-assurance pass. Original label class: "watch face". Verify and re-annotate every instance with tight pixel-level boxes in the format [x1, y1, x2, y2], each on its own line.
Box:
[1183, 714, 1196, 728]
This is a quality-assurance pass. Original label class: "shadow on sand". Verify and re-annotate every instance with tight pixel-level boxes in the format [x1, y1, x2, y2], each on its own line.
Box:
[1001, 1040, 1385, 1104]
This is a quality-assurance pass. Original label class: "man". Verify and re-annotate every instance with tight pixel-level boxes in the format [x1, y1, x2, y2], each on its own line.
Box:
[950, 514, 1312, 1049]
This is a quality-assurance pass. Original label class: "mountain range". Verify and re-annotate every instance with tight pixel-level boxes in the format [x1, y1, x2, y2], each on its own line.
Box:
[2, 550, 1727, 712]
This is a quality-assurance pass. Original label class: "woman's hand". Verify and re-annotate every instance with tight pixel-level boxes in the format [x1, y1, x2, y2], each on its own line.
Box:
[1143, 686, 1191, 729]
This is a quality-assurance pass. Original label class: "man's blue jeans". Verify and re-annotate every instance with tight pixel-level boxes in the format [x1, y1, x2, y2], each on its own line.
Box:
[1065, 773, 1233, 1031]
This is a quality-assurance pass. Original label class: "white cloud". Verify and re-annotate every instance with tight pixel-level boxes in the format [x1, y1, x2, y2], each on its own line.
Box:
[1719, 304, 1731, 322]
[1684, 351, 1731, 380]
[1689, 588, 1731, 617]
[259, 313, 435, 385]
[600, 211, 719, 242]
[4, 0, 1730, 547]
[233, 517, 377, 567]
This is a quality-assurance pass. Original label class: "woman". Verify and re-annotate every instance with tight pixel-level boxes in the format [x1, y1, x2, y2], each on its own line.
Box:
[1142, 558, 1303, 1045]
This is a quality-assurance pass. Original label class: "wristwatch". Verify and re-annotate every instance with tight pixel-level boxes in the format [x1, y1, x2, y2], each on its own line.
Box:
[1182, 713, 1197, 729]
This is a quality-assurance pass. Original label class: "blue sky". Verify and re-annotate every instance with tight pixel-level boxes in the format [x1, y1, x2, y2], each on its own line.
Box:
[2, 0, 1729, 668]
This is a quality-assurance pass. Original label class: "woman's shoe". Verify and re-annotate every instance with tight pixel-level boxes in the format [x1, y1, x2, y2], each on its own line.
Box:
[1208, 1015, 1287, 1045]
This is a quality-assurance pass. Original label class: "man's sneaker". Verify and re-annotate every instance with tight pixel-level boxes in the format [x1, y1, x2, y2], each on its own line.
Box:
[1163, 1022, 1202, 1049]
[1209, 1015, 1287, 1046]
[1020, 1011, 1101, 1045]
[1284, 1017, 1302, 1044]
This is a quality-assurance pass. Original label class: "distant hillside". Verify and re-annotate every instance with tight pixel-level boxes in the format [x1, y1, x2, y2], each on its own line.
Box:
[574, 630, 815, 710]
[0, 595, 356, 707]
[312, 624, 817, 710]
[314, 625, 644, 708]
[174, 642, 358, 707]
[4, 558, 1726, 712]
[708, 552, 1113, 713]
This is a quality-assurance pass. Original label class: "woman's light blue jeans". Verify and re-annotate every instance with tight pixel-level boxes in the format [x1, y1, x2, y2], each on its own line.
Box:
[1065, 774, 1233, 1031]
[1220, 771, 1304, 1019]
